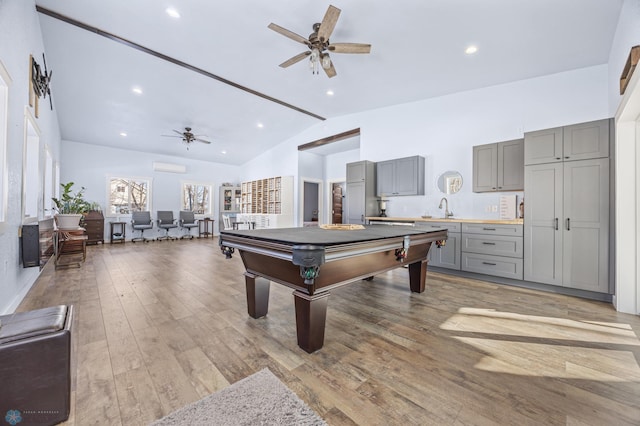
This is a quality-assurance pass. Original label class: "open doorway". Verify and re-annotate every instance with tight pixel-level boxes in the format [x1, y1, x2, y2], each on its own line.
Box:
[299, 178, 323, 226]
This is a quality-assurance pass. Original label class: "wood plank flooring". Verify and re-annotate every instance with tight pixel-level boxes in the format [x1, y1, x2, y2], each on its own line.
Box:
[18, 237, 640, 425]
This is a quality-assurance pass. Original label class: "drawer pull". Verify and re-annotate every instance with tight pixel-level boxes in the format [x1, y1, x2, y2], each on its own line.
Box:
[482, 242, 496, 245]
[482, 262, 497, 266]
[482, 227, 496, 231]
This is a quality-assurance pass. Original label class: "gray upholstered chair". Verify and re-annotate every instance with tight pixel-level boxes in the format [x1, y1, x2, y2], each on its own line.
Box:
[179, 211, 198, 239]
[156, 211, 178, 241]
[131, 211, 154, 242]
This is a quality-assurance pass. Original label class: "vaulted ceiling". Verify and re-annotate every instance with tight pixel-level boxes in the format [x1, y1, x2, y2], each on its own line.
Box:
[34, 0, 623, 165]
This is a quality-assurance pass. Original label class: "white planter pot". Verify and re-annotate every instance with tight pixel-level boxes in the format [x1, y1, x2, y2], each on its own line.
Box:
[55, 214, 83, 229]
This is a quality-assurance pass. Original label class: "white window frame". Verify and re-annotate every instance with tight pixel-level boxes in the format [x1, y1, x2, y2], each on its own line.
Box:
[0, 60, 10, 232]
[43, 145, 54, 218]
[22, 107, 40, 224]
[105, 175, 152, 218]
[181, 180, 213, 216]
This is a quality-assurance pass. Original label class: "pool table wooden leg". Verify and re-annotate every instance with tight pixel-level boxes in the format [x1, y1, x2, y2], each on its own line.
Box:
[408, 259, 428, 293]
[245, 273, 270, 318]
[293, 290, 330, 353]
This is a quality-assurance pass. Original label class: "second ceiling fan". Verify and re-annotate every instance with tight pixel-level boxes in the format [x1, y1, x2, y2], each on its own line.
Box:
[163, 127, 211, 150]
[268, 5, 371, 78]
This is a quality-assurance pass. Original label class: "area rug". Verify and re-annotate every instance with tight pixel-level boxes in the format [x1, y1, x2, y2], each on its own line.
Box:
[150, 368, 326, 425]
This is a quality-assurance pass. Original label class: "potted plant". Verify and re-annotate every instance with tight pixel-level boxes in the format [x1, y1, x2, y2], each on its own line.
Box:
[52, 182, 91, 229]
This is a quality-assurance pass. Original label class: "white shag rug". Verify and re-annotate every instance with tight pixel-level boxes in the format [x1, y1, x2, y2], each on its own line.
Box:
[150, 368, 326, 426]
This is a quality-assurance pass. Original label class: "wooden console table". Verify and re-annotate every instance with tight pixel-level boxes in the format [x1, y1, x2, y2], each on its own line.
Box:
[54, 228, 87, 269]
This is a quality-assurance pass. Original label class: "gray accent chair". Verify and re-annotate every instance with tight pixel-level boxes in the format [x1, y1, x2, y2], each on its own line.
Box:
[131, 211, 154, 242]
[179, 211, 199, 239]
[157, 211, 178, 241]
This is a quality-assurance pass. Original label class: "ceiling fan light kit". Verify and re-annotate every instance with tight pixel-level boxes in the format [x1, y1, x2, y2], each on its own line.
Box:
[162, 127, 212, 150]
[269, 5, 371, 78]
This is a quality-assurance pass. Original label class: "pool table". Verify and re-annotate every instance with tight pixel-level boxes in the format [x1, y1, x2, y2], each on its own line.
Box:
[219, 225, 447, 352]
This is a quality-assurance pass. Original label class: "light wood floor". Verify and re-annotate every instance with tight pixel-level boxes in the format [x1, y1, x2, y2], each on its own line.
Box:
[18, 237, 640, 425]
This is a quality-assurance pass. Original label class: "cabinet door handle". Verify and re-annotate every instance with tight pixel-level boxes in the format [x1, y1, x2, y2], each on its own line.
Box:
[564, 156, 570, 159]
[482, 227, 496, 231]
[566, 218, 570, 231]
[556, 157, 561, 160]
[555, 218, 558, 230]
[482, 242, 496, 245]
[482, 262, 497, 266]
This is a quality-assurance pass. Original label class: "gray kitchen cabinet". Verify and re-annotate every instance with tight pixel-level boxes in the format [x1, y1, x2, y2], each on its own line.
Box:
[562, 158, 610, 292]
[524, 158, 609, 292]
[473, 139, 524, 192]
[524, 119, 609, 165]
[345, 161, 377, 224]
[523, 163, 564, 286]
[376, 155, 425, 196]
[461, 223, 524, 279]
[417, 221, 461, 270]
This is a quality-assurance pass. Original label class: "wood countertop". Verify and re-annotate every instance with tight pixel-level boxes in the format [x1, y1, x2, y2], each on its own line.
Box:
[365, 216, 524, 225]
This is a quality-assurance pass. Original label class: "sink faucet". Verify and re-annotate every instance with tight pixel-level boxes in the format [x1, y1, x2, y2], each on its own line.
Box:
[439, 197, 454, 218]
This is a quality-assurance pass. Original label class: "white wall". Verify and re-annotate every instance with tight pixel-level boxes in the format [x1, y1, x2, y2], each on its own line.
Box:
[244, 64, 610, 222]
[61, 140, 241, 237]
[608, 0, 640, 115]
[0, 0, 63, 314]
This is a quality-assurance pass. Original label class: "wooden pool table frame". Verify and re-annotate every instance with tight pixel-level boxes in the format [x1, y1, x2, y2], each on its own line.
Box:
[219, 227, 447, 352]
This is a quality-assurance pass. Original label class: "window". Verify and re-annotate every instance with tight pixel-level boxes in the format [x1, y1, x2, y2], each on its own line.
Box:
[43, 146, 53, 217]
[182, 181, 212, 215]
[0, 60, 9, 227]
[23, 108, 40, 222]
[107, 176, 151, 216]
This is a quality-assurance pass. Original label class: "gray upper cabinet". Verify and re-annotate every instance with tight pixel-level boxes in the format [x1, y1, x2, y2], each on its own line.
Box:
[376, 156, 425, 196]
[347, 161, 368, 183]
[473, 139, 524, 192]
[524, 119, 609, 165]
[524, 127, 563, 165]
[345, 161, 377, 224]
[563, 119, 609, 161]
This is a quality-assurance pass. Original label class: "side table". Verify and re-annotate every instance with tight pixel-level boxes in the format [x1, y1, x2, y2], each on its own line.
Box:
[110, 222, 126, 244]
[199, 218, 215, 238]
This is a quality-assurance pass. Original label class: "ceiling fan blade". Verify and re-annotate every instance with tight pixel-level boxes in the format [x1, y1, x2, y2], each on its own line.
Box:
[195, 138, 212, 144]
[268, 23, 310, 46]
[328, 43, 371, 54]
[318, 5, 341, 42]
[172, 129, 184, 135]
[323, 61, 337, 78]
[279, 51, 310, 68]
[161, 134, 182, 138]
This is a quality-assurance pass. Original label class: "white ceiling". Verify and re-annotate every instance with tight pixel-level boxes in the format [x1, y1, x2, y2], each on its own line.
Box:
[34, 0, 623, 165]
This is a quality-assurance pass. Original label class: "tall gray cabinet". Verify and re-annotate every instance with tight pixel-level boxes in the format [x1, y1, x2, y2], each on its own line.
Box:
[523, 118, 610, 293]
[346, 161, 377, 225]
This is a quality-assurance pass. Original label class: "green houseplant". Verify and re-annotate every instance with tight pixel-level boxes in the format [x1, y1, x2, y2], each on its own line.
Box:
[52, 182, 91, 229]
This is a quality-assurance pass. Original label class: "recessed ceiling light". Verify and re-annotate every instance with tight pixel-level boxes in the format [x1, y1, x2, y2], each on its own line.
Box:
[132, 86, 143, 95]
[326, 90, 334, 96]
[119, 132, 127, 137]
[465, 45, 478, 55]
[221, 150, 227, 154]
[257, 123, 264, 128]
[166, 7, 180, 18]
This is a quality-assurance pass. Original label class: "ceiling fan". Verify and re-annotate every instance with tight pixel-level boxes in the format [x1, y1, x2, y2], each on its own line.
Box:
[268, 4, 371, 78]
[162, 127, 211, 150]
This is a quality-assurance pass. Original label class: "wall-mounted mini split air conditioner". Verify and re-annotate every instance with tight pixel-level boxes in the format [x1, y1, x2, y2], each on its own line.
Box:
[152, 161, 186, 173]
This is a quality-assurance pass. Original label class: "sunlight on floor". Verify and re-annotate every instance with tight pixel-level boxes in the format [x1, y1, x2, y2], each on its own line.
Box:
[440, 307, 640, 381]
